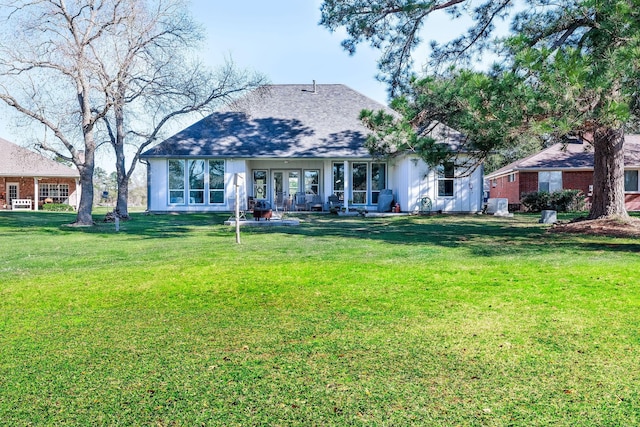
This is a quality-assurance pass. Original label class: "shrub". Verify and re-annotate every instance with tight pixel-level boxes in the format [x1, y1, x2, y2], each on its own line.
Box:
[42, 203, 75, 212]
[521, 191, 551, 212]
[521, 190, 585, 212]
[550, 189, 586, 212]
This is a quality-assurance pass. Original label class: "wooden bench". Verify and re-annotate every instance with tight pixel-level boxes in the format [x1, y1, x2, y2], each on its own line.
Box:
[11, 199, 32, 210]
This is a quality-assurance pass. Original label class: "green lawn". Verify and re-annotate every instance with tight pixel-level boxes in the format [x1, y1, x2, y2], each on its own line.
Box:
[0, 211, 638, 426]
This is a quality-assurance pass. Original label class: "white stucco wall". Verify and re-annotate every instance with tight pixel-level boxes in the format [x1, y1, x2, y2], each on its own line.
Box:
[393, 156, 483, 213]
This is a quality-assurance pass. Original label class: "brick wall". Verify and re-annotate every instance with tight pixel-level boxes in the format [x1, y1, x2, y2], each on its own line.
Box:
[1, 177, 77, 209]
[625, 194, 640, 211]
[519, 172, 538, 197]
[489, 169, 640, 212]
[489, 174, 520, 203]
[563, 171, 593, 202]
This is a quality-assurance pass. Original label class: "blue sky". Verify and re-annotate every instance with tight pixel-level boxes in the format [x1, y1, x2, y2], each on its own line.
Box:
[190, 0, 389, 104]
[0, 0, 478, 170]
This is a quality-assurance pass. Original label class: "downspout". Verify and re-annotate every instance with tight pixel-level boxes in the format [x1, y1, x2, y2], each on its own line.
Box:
[343, 160, 349, 211]
[139, 159, 150, 212]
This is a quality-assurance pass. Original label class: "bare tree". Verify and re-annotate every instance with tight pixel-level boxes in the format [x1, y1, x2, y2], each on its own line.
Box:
[0, 0, 266, 224]
[96, 1, 266, 219]
[0, 0, 116, 225]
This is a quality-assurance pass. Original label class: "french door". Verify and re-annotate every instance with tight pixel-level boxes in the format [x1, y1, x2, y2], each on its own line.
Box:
[272, 170, 300, 209]
[7, 183, 18, 204]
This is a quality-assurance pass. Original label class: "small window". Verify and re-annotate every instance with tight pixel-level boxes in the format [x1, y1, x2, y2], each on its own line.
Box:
[437, 162, 455, 197]
[508, 173, 516, 183]
[624, 170, 639, 192]
[304, 170, 319, 195]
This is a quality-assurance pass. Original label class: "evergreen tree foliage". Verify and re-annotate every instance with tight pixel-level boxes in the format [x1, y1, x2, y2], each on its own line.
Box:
[321, 0, 640, 219]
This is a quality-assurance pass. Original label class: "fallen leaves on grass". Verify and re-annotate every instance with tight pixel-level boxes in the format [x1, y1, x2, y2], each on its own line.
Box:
[549, 217, 640, 238]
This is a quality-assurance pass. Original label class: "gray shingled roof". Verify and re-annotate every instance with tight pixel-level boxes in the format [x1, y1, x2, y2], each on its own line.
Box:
[141, 84, 399, 159]
[0, 137, 80, 178]
[486, 135, 640, 179]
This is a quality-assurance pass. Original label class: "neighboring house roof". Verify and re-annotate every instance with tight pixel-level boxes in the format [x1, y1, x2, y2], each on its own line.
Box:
[486, 135, 640, 179]
[0, 137, 79, 178]
[141, 84, 400, 159]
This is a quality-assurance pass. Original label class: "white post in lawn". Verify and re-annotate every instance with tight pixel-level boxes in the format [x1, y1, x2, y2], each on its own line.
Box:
[234, 173, 242, 244]
[343, 160, 349, 212]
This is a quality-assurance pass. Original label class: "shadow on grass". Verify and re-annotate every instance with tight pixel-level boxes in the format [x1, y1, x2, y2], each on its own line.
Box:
[2, 211, 639, 255]
[244, 214, 640, 256]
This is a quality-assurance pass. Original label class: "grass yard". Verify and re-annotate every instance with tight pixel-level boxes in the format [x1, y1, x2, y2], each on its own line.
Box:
[0, 211, 639, 426]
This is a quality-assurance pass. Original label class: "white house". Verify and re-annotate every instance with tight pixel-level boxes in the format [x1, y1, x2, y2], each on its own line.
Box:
[140, 84, 484, 214]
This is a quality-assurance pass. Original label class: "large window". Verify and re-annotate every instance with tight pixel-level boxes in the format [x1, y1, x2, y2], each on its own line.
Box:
[625, 170, 639, 192]
[209, 160, 225, 203]
[437, 162, 455, 197]
[169, 159, 185, 204]
[304, 170, 319, 195]
[188, 160, 205, 204]
[39, 183, 70, 204]
[538, 171, 562, 193]
[169, 159, 226, 205]
[371, 163, 386, 204]
[333, 163, 345, 202]
[352, 162, 368, 204]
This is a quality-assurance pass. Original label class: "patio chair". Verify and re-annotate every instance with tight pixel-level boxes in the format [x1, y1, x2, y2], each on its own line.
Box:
[295, 192, 307, 211]
[309, 194, 323, 211]
[327, 194, 342, 213]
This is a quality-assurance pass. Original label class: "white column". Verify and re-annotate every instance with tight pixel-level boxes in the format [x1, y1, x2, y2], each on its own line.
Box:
[33, 178, 39, 211]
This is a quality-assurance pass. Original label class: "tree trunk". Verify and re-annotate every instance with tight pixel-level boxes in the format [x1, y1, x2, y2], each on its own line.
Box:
[115, 172, 130, 219]
[588, 126, 628, 219]
[74, 156, 95, 226]
[112, 85, 130, 220]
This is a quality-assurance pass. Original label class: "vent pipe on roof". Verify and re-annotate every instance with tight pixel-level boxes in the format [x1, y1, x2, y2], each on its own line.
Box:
[313, 80, 317, 93]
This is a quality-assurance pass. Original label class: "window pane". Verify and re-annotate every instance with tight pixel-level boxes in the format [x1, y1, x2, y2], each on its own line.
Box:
[209, 160, 224, 190]
[352, 163, 367, 190]
[210, 190, 224, 204]
[304, 170, 319, 194]
[352, 192, 366, 204]
[333, 163, 344, 191]
[287, 171, 300, 196]
[371, 163, 386, 191]
[169, 160, 185, 190]
[189, 160, 205, 190]
[253, 170, 267, 199]
[438, 180, 454, 197]
[189, 190, 204, 204]
[625, 170, 639, 192]
[438, 162, 454, 178]
[549, 171, 562, 192]
[170, 191, 184, 204]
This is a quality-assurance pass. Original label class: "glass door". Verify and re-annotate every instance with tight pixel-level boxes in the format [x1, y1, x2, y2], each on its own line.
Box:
[7, 183, 18, 204]
[272, 170, 300, 210]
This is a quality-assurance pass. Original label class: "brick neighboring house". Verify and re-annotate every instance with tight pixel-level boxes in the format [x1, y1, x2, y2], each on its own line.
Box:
[0, 137, 81, 210]
[486, 135, 640, 211]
